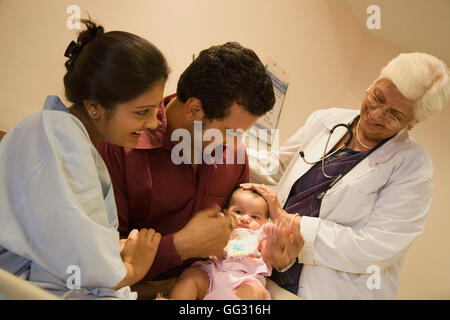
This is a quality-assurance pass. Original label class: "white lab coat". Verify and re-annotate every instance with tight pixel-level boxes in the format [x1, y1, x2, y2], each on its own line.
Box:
[248, 108, 433, 299]
[0, 96, 135, 299]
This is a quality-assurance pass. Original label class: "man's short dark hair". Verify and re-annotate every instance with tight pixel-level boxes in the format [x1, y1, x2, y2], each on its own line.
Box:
[177, 42, 275, 119]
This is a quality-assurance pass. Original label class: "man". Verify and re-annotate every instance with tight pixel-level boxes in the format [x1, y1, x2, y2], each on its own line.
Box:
[98, 42, 275, 283]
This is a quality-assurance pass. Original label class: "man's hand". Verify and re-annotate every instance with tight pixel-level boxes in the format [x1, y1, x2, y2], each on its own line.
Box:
[173, 204, 232, 260]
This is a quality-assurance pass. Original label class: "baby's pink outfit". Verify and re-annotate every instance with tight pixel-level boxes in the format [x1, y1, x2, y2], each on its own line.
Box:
[192, 227, 272, 300]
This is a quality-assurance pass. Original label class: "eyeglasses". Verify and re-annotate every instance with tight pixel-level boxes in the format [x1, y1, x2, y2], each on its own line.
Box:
[365, 88, 401, 129]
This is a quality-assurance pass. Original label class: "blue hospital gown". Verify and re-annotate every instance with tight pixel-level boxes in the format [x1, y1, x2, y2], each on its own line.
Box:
[0, 96, 135, 299]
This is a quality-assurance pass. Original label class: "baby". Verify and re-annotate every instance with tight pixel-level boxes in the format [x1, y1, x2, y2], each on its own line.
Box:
[170, 187, 287, 300]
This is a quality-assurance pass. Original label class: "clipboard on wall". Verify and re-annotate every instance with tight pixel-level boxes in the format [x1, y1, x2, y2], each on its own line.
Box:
[248, 58, 289, 146]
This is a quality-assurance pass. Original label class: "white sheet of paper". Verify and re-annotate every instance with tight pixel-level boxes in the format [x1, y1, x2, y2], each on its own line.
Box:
[249, 58, 289, 146]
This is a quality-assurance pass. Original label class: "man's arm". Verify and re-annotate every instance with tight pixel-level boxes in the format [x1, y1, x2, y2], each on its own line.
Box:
[97, 142, 236, 280]
[98, 142, 191, 279]
[144, 233, 183, 280]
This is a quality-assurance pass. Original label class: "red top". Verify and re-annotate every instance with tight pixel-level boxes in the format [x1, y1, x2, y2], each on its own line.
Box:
[97, 94, 249, 280]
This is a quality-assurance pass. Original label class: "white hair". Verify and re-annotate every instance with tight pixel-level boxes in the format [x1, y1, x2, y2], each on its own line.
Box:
[375, 52, 450, 123]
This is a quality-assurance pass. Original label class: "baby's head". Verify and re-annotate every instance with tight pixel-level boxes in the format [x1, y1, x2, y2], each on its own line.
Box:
[223, 188, 269, 231]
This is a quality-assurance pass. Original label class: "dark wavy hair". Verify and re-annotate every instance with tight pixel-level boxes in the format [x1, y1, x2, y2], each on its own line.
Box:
[63, 19, 169, 111]
[177, 42, 275, 119]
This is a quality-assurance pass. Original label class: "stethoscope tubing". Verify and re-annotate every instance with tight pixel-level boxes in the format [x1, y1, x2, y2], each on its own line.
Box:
[298, 115, 392, 200]
[300, 118, 356, 178]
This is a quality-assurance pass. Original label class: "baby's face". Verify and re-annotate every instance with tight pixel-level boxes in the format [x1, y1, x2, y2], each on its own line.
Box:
[225, 190, 268, 231]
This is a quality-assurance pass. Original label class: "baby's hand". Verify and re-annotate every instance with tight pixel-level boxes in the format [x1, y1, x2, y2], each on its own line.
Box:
[261, 221, 300, 270]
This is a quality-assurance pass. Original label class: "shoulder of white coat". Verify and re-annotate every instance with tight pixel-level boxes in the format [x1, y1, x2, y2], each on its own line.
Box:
[41, 110, 92, 155]
[306, 107, 359, 129]
[393, 135, 433, 178]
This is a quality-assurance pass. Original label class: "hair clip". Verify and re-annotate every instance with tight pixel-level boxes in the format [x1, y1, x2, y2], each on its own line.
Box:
[64, 40, 81, 67]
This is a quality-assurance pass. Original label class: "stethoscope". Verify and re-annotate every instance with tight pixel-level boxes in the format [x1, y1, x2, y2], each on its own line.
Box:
[299, 116, 358, 179]
[298, 115, 392, 200]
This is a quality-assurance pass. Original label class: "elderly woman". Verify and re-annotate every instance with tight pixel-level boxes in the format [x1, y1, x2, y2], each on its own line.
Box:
[243, 52, 450, 299]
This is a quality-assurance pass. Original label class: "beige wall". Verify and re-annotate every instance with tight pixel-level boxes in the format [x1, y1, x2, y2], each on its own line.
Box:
[0, 0, 448, 299]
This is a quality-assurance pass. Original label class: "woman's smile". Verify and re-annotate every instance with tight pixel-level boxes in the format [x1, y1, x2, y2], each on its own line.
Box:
[363, 105, 384, 130]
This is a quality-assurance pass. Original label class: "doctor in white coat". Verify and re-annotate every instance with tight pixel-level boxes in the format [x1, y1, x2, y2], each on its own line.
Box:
[244, 52, 450, 299]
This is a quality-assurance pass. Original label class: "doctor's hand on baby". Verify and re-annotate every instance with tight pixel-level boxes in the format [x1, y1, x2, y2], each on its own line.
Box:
[240, 183, 305, 269]
[240, 183, 285, 220]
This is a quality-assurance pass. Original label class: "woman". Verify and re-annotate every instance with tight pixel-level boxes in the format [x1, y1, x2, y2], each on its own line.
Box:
[0, 20, 169, 299]
[244, 52, 450, 299]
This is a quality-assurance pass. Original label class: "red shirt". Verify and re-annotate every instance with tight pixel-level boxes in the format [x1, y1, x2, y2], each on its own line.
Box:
[97, 95, 249, 280]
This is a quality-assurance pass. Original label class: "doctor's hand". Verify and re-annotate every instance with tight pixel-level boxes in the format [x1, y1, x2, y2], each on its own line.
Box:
[173, 204, 232, 261]
[240, 183, 285, 221]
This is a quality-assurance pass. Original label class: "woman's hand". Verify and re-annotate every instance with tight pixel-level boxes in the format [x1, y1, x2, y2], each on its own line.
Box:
[241, 183, 305, 268]
[240, 183, 286, 221]
[240, 183, 297, 230]
[114, 228, 161, 289]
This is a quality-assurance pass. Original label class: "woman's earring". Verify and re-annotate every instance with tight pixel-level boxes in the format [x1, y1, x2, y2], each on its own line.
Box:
[92, 111, 97, 118]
